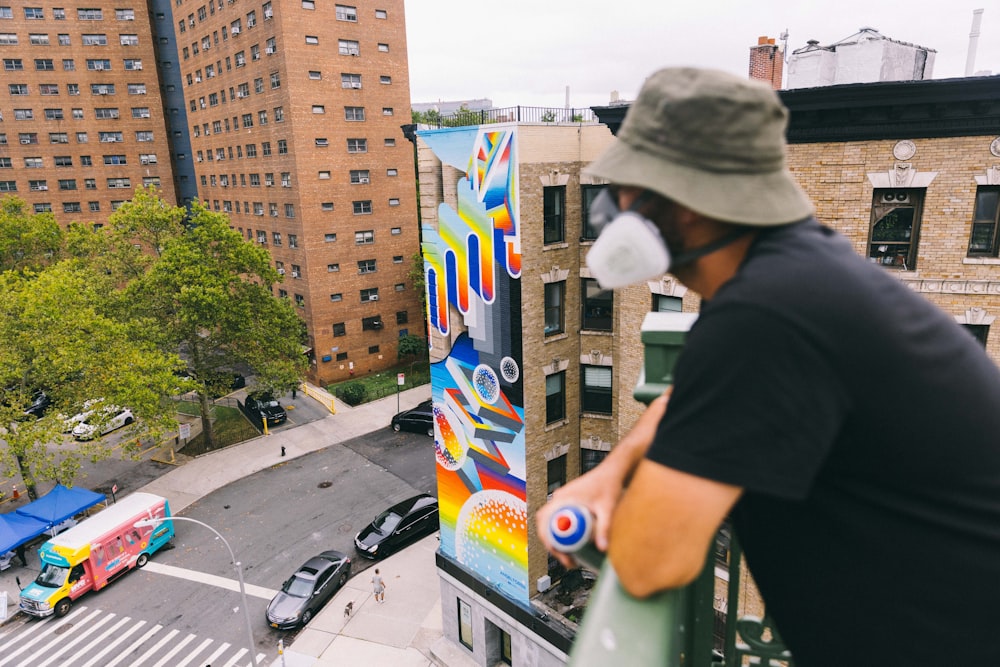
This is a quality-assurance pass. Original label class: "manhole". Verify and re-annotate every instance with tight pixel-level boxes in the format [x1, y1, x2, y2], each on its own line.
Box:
[317, 481, 332, 489]
[54, 623, 73, 635]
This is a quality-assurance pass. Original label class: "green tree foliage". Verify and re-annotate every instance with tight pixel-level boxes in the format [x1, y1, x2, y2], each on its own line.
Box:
[0, 196, 63, 273]
[338, 382, 367, 406]
[127, 200, 307, 447]
[397, 333, 428, 361]
[0, 262, 181, 499]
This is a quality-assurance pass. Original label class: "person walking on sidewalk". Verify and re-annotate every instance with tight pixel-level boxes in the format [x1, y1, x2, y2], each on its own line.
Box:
[371, 568, 385, 603]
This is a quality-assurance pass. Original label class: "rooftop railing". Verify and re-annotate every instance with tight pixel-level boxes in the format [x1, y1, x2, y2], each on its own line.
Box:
[422, 105, 598, 128]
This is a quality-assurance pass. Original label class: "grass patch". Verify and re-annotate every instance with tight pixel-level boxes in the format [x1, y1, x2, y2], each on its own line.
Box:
[182, 405, 260, 456]
[327, 360, 431, 404]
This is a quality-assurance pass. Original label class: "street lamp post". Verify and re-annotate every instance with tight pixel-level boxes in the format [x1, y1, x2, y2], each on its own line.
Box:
[134, 516, 258, 667]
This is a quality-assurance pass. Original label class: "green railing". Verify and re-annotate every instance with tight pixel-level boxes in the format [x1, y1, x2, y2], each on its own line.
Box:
[566, 312, 794, 667]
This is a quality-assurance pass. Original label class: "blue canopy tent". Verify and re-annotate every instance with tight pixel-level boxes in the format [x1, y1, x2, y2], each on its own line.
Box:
[0, 511, 48, 554]
[15, 484, 106, 531]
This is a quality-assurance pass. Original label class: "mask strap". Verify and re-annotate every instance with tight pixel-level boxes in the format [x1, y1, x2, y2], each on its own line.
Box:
[671, 227, 753, 268]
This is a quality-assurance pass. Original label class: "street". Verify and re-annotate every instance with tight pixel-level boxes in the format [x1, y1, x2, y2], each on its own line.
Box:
[0, 425, 436, 666]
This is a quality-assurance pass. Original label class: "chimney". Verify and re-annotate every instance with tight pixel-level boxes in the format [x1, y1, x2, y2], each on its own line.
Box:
[748, 35, 784, 90]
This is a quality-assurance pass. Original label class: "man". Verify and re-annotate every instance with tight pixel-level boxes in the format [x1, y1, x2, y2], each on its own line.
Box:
[536, 67, 1000, 666]
[371, 568, 385, 604]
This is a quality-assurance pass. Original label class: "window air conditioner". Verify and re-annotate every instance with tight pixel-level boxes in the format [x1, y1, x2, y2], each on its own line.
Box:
[20, 139, 32, 144]
[351, 82, 361, 89]
[247, 20, 255, 28]
[195, 76, 201, 82]
[189, 19, 195, 27]
[291, 270, 300, 278]
[94, 64, 104, 70]
[369, 294, 378, 301]
[231, 27, 240, 35]
[276, 267, 285, 274]
[265, 46, 275, 54]
[237, 92, 246, 98]
[264, 9, 273, 18]
[359, 177, 369, 184]
[35, 185, 48, 190]
[134, 63, 142, 70]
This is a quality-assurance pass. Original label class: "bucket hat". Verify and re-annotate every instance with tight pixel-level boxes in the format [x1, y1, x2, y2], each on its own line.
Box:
[586, 67, 813, 226]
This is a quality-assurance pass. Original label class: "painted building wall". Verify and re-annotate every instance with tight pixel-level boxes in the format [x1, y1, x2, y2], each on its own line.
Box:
[419, 124, 529, 604]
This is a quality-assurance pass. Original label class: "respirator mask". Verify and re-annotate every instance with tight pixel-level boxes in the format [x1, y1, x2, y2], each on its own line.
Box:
[585, 187, 752, 290]
[585, 188, 670, 290]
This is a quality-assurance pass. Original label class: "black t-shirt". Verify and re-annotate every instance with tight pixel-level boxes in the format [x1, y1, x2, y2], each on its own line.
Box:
[647, 219, 1000, 666]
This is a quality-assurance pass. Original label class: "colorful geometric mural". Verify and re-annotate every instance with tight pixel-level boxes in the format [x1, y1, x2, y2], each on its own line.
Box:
[419, 125, 528, 603]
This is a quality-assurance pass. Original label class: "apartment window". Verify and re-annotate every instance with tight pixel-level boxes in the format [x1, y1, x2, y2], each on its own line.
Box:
[253, 202, 263, 215]
[0, 7, 10, 19]
[652, 294, 683, 313]
[361, 288, 379, 303]
[322, 202, 335, 212]
[274, 106, 284, 122]
[81, 156, 92, 166]
[544, 281, 565, 336]
[378, 43, 389, 52]
[120, 34, 139, 46]
[330, 293, 342, 302]
[351, 170, 370, 184]
[124, 59, 141, 71]
[384, 138, 396, 147]
[290, 264, 302, 278]
[135, 131, 153, 142]
[546, 372, 566, 424]
[338, 39, 359, 56]
[95, 107, 119, 119]
[24, 158, 43, 169]
[380, 75, 391, 84]
[968, 186, 1000, 257]
[0, 34, 17, 45]
[318, 171, 331, 180]
[345, 106, 365, 121]
[88, 202, 100, 212]
[84, 178, 96, 188]
[29, 180, 48, 192]
[547, 455, 567, 494]
[258, 110, 268, 125]
[81, 34, 107, 46]
[19, 133, 38, 144]
[581, 448, 609, 474]
[54, 156, 72, 167]
[107, 177, 131, 189]
[963, 324, 990, 347]
[333, 322, 346, 337]
[64, 202, 82, 213]
[353, 201, 372, 215]
[362, 317, 382, 332]
[45, 109, 65, 121]
[355, 230, 374, 245]
[582, 365, 613, 414]
[58, 34, 70, 46]
[324, 233, 337, 243]
[868, 189, 923, 270]
[382, 107, 394, 116]
[58, 179, 77, 190]
[341, 73, 362, 89]
[458, 599, 474, 651]
[295, 294, 305, 308]
[128, 83, 147, 95]
[328, 263, 339, 272]
[132, 106, 151, 119]
[284, 204, 295, 218]
[278, 140, 287, 154]
[29, 35, 50, 46]
[68, 84, 80, 95]
[34, 203, 52, 213]
[387, 168, 398, 177]
[581, 185, 604, 240]
[117, 9, 135, 20]
[0, 181, 16, 192]
[582, 279, 613, 331]
[35, 59, 54, 71]
[246, 145, 258, 159]
[241, 113, 253, 128]
[139, 153, 157, 165]
[390, 227, 401, 235]
[305, 35, 319, 45]
[375, 9, 388, 18]
[336, 5, 357, 21]
[358, 259, 376, 274]
[72, 108, 84, 119]
[543, 186, 566, 244]
[9, 84, 27, 96]
[99, 131, 124, 142]
[3, 59, 21, 71]
[78, 8, 103, 20]
[103, 154, 127, 165]
[347, 138, 367, 153]
[92, 84, 116, 95]
[308, 70, 321, 80]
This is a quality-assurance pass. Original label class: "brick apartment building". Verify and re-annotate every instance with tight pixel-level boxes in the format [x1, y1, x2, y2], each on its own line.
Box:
[0, 0, 422, 386]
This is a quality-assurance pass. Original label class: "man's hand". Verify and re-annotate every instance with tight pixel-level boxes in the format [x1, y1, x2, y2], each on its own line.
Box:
[535, 391, 671, 568]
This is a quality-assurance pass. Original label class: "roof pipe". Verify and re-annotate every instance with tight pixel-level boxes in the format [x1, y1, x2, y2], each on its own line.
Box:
[965, 9, 984, 77]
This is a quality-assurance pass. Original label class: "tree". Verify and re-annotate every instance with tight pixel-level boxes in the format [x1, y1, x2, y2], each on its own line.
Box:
[397, 333, 428, 361]
[128, 201, 307, 448]
[0, 262, 181, 499]
[0, 196, 63, 273]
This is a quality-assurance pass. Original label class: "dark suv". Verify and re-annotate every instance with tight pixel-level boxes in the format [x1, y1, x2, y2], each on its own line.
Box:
[246, 392, 287, 425]
[390, 400, 434, 436]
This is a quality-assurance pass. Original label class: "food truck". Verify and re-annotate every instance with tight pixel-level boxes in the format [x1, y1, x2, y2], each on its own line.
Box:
[19, 492, 174, 618]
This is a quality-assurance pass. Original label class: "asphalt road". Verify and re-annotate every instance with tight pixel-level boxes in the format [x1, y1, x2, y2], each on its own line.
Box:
[0, 425, 437, 666]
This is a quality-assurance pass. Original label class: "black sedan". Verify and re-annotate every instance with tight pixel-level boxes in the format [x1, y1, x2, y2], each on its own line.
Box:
[246, 392, 287, 425]
[390, 400, 434, 437]
[355, 494, 439, 559]
[265, 550, 351, 629]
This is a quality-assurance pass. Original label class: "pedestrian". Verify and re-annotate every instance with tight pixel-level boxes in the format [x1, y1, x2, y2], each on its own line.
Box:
[537, 67, 1000, 667]
[14, 543, 27, 567]
[371, 568, 385, 603]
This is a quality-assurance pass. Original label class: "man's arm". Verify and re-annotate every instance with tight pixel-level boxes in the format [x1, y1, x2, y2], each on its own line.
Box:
[609, 460, 742, 597]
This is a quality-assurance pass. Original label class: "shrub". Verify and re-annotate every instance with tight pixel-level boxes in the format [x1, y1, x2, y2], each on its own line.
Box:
[338, 382, 367, 406]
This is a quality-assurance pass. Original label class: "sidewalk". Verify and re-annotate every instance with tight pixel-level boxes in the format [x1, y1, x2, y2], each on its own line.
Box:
[0, 385, 472, 667]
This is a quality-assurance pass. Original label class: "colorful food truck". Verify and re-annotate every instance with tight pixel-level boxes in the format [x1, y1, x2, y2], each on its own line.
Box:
[19, 492, 174, 618]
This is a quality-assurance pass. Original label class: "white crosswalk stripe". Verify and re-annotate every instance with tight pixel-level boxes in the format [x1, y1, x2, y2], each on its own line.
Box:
[0, 606, 267, 667]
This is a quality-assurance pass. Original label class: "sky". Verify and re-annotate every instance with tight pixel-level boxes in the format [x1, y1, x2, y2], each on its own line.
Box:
[404, 0, 1000, 110]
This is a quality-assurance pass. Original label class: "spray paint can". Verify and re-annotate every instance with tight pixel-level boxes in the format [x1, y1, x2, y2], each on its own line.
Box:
[547, 504, 604, 571]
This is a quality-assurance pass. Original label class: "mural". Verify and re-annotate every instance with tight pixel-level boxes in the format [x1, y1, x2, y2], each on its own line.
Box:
[419, 125, 528, 603]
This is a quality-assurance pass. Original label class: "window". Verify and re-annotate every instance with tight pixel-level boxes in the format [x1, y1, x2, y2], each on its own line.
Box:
[278, 140, 287, 154]
[544, 281, 565, 336]
[68, 84, 80, 95]
[117, 8, 134, 21]
[305, 35, 319, 45]
[345, 106, 365, 121]
[547, 454, 567, 494]
[99, 131, 124, 143]
[34, 203, 52, 213]
[338, 39, 359, 56]
[78, 8, 103, 20]
[120, 34, 139, 46]
[81, 34, 107, 46]
[336, 5, 357, 21]
[379, 75, 391, 84]
[378, 43, 389, 53]
[288, 234, 298, 248]
[107, 178, 132, 189]
[274, 106, 284, 122]
[0, 7, 10, 19]
[868, 189, 923, 270]
[341, 73, 361, 89]
[128, 83, 147, 95]
[45, 109, 65, 120]
[290, 263, 301, 277]
[54, 156, 72, 167]
[355, 230, 374, 245]
[358, 259, 376, 274]
[0, 181, 16, 192]
[375, 9, 388, 18]
[9, 84, 27, 96]
[29, 180, 48, 192]
[295, 294, 305, 308]
[387, 168, 398, 177]
[92, 84, 116, 95]
[132, 106, 150, 119]
[543, 186, 566, 244]
[653, 294, 683, 312]
[312, 105, 325, 114]
[103, 155, 127, 165]
[330, 293, 342, 302]
[361, 288, 379, 303]
[318, 171, 331, 180]
[458, 599, 474, 651]
[582, 279, 614, 331]
[350, 170, 370, 185]
[390, 227, 401, 235]
[581, 448, 609, 474]
[968, 186, 1000, 257]
[19, 133, 38, 145]
[0, 34, 17, 45]
[389, 198, 400, 207]
[58, 34, 70, 45]
[546, 372, 566, 424]
[352, 201, 373, 215]
[35, 59, 54, 71]
[333, 322, 346, 337]
[3, 59, 22, 71]
[382, 107, 394, 116]
[328, 263, 339, 272]
[58, 179, 76, 190]
[95, 107, 118, 119]
[963, 324, 990, 347]
[72, 108, 84, 119]
[384, 138, 396, 147]
[362, 315, 382, 329]
[135, 131, 153, 142]
[64, 202, 82, 213]
[80, 156, 92, 166]
[582, 365, 613, 414]
[581, 185, 604, 240]
[347, 138, 367, 153]
[124, 59, 141, 71]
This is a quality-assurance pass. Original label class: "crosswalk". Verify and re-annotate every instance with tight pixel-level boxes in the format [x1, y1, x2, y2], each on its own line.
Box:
[0, 606, 267, 667]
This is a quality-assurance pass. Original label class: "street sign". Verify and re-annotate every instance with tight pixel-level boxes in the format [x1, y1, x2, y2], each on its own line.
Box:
[179, 423, 191, 439]
[112, 483, 118, 494]
[397, 373, 405, 386]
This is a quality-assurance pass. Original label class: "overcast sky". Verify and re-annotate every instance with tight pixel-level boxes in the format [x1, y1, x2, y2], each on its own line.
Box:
[405, 1, 999, 109]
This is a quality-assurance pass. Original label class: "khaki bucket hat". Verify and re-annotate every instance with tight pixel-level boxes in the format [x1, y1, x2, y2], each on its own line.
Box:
[586, 67, 813, 226]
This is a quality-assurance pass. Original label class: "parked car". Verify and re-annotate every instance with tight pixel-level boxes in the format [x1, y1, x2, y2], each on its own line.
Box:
[72, 406, 134, 440]
[24, 390, 52, 419]
[246, 392, 287, 425]
[354, 494, 439, 559]
[390, 400, 434, 437]
[61, 399, 101, 433]
[265, 550, 351, 629]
